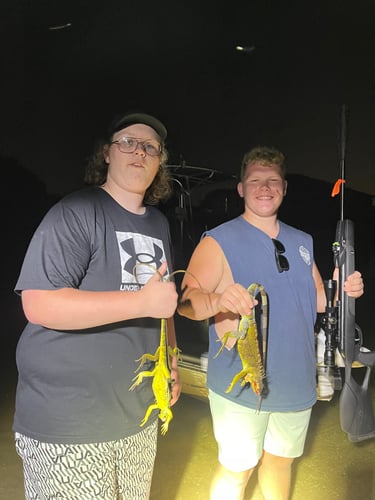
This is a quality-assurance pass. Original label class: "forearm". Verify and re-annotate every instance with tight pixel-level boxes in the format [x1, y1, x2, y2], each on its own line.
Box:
[316, 284, 327, 313]
[314, 261, 329, 313]
[22, 288, 153, 330]
[177, 287, 219, 321]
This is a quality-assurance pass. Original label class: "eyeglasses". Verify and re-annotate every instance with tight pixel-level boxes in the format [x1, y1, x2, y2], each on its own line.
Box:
[272, 238, 289, 273]
[111, 136, 162, 157]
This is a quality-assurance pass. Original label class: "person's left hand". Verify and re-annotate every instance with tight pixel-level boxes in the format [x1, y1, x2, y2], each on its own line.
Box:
[344, 270, 364, 298]
[170, 367, 182, 406]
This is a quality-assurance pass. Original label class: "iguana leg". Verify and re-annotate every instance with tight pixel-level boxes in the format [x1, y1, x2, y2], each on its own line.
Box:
[129, 369, 155, 390]
[135, 348, 160, 371]
[225, 370, 247, 393]
[140, 404, 158, 426]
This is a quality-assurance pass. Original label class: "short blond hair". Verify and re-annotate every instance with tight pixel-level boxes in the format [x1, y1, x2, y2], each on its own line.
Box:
[240, 146, 286, 181]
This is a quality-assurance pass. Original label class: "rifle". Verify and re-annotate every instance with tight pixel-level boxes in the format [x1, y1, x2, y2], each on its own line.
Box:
[322, 104, 375, 442]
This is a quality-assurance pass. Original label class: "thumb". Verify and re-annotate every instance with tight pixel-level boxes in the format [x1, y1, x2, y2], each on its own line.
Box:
[157, 261, 168, 278]
[149, 261, 167, 282]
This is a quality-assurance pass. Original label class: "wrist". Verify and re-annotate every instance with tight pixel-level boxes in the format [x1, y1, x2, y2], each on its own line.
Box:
[207, 292, 219, 315]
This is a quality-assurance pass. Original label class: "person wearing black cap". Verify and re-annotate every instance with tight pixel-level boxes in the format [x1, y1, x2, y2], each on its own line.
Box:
[13, 112, 181, 499]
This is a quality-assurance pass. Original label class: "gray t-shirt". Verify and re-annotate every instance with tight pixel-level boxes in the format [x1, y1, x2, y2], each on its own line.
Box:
[14, 187, 174, 444]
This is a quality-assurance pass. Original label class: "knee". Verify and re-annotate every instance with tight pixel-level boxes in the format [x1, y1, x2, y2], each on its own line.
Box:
[260, 452, 294, 470]
[221, 464, 254, 485]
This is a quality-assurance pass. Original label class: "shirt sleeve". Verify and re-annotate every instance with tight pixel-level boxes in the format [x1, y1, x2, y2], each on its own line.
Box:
[15, 200, 92, 293]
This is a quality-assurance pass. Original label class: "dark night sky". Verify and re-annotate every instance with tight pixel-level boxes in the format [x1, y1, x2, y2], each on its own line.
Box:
[2, 0, 375, 196]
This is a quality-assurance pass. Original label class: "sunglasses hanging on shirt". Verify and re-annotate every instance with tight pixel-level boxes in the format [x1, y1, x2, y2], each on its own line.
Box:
[272, 238, 290, 273]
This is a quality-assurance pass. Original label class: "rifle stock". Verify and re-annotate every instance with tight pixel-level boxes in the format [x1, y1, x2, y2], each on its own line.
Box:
[334, 219, 356, 363]
[330, 219, 375, 442]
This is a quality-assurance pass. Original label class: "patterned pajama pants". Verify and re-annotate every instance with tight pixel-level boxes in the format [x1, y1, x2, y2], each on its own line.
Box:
[15, 420, 158, 500]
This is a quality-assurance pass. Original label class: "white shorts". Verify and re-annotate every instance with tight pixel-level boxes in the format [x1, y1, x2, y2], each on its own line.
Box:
[209, 390, 312, 472]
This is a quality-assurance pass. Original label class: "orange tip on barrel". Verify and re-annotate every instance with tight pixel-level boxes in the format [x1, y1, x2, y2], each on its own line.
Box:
[331, 178, 346, 197]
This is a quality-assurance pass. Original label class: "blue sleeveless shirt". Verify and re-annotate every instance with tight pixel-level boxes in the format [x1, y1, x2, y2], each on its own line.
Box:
[206, 216, 317, 411]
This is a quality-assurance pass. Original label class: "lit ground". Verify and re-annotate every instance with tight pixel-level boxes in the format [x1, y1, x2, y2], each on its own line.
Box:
[1, 292, 374, 500]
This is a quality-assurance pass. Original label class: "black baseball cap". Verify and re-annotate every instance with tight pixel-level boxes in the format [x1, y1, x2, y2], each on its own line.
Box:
[108, 112, 167, 141]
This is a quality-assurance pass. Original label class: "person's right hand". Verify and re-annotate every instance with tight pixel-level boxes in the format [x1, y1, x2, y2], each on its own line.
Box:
[216, 283, 257, 316]
[141, 262, 178, 318]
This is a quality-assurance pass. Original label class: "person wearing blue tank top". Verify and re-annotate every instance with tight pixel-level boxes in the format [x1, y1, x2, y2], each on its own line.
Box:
[13, 112, 181, 499]
[178, 146, 364, 500]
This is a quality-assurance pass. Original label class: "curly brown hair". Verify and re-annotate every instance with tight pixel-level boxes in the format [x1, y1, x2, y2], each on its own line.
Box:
[240, 146, 286, 181]
[84, 140, 172, 205]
